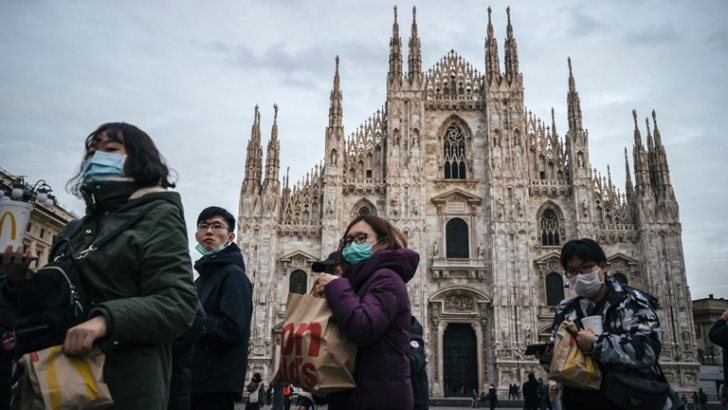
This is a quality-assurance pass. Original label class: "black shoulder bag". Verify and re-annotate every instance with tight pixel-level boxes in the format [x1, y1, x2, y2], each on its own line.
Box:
[13, 207, 154, 356]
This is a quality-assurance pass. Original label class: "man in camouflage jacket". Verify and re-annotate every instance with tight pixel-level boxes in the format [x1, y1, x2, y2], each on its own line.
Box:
[543, 238, 665, 409]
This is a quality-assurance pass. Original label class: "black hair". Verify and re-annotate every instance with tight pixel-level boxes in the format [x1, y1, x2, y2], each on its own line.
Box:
[67, 122, 176, 196]
[560, 238, 607, 269]
[197, 206, 235, 231]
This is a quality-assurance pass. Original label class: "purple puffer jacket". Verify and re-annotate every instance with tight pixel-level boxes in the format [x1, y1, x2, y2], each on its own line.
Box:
[324, 248, 419, 410]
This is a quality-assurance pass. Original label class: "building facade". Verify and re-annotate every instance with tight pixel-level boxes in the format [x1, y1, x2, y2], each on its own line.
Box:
[0, 167, 77, 267]
[237, 6, 698, 395]
[694, 295, 728, 366]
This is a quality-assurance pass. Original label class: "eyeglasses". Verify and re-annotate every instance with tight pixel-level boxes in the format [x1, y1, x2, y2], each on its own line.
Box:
[340, 233, 370, 247]
[564, 262, 600, 278]
[197, 222, 229, 232]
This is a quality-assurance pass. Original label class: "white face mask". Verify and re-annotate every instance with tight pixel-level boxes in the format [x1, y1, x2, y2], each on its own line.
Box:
[568, 269, 604, 297]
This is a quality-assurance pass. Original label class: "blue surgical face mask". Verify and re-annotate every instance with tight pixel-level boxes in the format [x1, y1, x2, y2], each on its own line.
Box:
[195, 242, 226, 256]
[82, 152, 127, 183]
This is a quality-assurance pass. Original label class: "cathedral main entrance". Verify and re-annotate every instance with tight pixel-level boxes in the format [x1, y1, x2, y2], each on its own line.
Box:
[443, 323, 478, 397]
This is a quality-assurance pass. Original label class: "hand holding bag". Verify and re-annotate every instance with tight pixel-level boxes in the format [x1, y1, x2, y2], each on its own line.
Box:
[549, 320, 602, 390]
[20, 345, 112, 409]
[279, 292, 356, 396]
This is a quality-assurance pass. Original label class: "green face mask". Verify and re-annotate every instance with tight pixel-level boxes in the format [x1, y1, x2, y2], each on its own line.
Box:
[196, 242, 226, 256]
[342, 242, 374, 264]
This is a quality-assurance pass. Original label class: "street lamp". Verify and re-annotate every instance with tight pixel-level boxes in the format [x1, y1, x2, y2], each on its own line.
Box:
[0, 177, 55, 208]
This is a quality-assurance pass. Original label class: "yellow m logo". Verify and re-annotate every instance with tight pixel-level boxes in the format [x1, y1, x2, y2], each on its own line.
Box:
[0, 212, 17, 240]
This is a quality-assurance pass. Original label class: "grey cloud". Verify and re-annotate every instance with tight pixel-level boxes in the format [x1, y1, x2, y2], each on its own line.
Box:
[565, 8, 606, 38]
[621, 23, 678, 46]
[707, 29, 728, 51]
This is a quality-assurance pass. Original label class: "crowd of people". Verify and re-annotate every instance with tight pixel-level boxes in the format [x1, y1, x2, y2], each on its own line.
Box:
[0, 122, 726, 410]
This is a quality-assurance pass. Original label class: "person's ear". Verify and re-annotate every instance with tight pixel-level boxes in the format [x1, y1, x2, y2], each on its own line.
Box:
[226, 231, 235, 245]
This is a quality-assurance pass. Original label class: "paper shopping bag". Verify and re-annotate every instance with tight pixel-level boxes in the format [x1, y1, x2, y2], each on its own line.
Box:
[549, 320, 602, 390]
[279, 292, 357, 395]
[21, 345, 113, 409]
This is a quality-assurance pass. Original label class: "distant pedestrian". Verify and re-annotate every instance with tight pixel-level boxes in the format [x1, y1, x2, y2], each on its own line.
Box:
[698, 388, 708, 410]
[268, 373, 285, 410]
[245, 373, 265, 410]
[488, 384, 498, 410]
[471, 388, 480, 408]
[522, 373, 540, 410]
[537, 378, 549, 410]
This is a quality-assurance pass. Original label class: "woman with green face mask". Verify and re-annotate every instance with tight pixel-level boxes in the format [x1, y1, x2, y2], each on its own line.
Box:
[313, 215, 419, 409]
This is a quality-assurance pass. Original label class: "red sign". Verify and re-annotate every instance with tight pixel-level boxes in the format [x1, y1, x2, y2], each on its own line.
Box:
[280, 321, 323, 388]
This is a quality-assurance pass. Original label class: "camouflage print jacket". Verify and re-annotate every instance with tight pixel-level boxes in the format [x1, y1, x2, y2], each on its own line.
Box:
[549, 277, 662, 371]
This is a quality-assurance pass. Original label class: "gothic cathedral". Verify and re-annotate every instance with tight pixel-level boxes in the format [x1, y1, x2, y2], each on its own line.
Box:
[237, 6, 698, 395]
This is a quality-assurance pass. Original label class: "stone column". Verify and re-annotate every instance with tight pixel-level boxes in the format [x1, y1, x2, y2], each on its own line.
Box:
[472, 321, 484, 392]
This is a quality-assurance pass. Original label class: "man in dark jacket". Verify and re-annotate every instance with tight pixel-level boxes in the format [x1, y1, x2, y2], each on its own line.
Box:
[191, 207, 253, 410]
[522, 373, 540, 410]
[709, 307, 728, 405]
[409, 315, 429, 410]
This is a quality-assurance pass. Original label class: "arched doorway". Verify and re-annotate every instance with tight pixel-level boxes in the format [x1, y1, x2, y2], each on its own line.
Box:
[443, 323, 477, 397]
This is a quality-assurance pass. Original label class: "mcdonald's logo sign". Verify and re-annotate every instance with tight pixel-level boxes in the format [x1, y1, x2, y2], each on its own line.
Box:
[0, 212, 17, 240]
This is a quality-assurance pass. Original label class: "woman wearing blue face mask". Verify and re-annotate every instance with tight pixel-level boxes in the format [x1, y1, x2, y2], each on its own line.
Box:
[2, 122, 197, 409]
[313, 215, 419, 410]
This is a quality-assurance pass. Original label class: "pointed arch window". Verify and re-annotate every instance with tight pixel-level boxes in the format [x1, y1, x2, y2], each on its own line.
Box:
[358, 206, 371, 217]
[289, 270, 307, 294]
[446, 218, 469, 258]
[540, 208, 561, 246]
[444, 125, 467, 179]
[545, 272, 564, 306]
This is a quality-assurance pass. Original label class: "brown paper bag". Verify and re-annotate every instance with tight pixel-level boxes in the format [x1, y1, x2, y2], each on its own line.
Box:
[279, 292, 356, 395]
[549, 320, 602, 390]
[21, 345, 113, 409]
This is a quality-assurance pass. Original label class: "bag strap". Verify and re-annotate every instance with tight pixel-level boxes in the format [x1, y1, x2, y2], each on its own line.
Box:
[572, 299, 586, 330]
[76, 206, 155, 259]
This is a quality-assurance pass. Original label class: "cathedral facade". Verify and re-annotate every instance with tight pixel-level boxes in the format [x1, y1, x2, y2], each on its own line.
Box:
[237, 6, 698, 396]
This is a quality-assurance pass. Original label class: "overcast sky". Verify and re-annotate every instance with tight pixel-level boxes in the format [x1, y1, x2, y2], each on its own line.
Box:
[1, 0, 726, 299]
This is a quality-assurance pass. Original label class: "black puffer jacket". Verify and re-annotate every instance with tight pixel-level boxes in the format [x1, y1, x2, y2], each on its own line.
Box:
[169, 301, 206, 410]
[709, 318, 728, 392]
[191, 243, 253, 395]
[409, 316, 429, 410]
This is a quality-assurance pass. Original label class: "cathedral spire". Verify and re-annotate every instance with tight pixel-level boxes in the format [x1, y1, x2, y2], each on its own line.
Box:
[485, 6, 501, 84]
[652, 109, 663, 147]
[651, 109, 673, 194]
[566, 57, 584, 132]
[645, 117, 654, 153]
[624, 147, 635, 203]
[329, 56, 343, 129]
[243, 105, 263, 195]
[566, 57, 585, 140]
[407, 6, 422, 84]
[263, 104, 280, 192]
[504, 6, 520, 83]
[632, 109, 651, 192]
[388, 6, 403, 89]
[632, 108, 642, 148]
[325, 56, 346, 171]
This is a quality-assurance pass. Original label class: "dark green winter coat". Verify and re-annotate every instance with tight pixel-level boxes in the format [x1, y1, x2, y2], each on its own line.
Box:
[66, 181, 197, 409]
